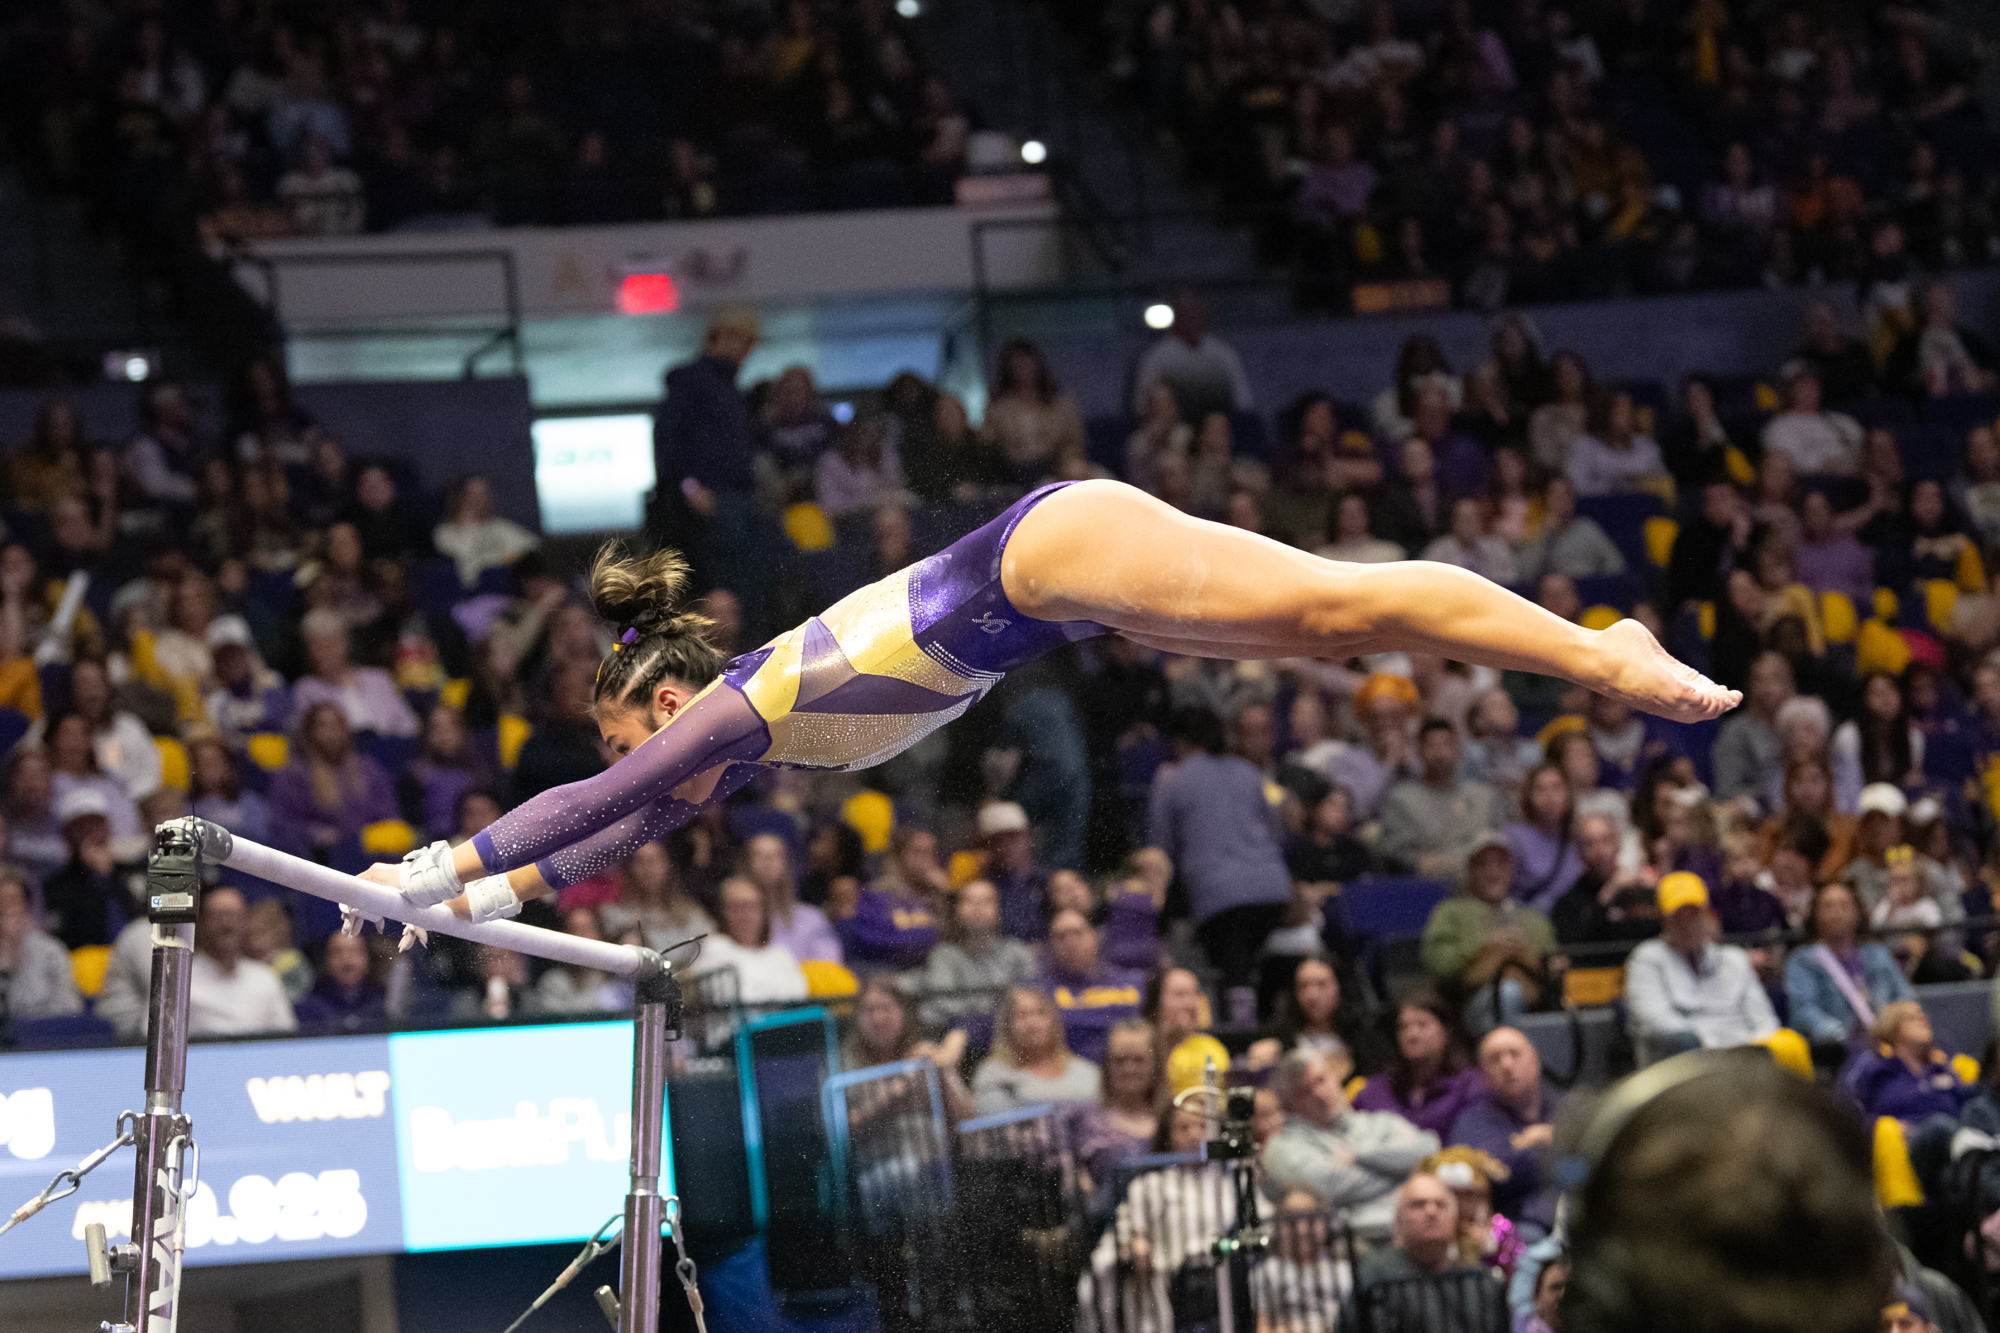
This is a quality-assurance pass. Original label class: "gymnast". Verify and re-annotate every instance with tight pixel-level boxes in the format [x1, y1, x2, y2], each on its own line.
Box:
[355, 479, 1739, 928]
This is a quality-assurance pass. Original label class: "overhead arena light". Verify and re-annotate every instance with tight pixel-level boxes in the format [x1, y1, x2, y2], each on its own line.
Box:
[1019, 139, 1047, 165]
[1144, 303, 1174, 330]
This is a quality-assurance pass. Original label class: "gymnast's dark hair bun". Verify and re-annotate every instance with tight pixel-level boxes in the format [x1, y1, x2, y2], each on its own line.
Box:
[588, 543, 712, 640]
[588, 543, 726, 708]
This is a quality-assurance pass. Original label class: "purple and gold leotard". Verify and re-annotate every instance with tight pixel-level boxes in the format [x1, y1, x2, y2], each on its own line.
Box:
[472, 483, 1108, 888]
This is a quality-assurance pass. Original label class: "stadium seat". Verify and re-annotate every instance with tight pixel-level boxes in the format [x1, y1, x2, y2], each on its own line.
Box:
[361, 819, 419, 857]
[1574, 496, 1663, 574]
[70, 944, 111, 998]
[155, 736, 188, 791]
[784, 502, 835, 552]
[1643, 516, 1677, 567]
[439, 678, 471, 710]
[247, 733, 289, 771]
[497, 715, 533, 770]
[11, 1013, 115, 1048]
[801, 960, 860, 999]
[1562, 966, 1624, 1007]
[1579, 605, 1622, 631]
[1336, 876, 1451, 942]
[841, 790, 894, 853]
[411, 556, 464, 615]
[1820, 592, 1859, 643]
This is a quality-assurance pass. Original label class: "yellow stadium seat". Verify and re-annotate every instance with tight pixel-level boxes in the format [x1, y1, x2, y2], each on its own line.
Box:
[1643, 517, 1678, 568]
[498, 714, 533, 771]
[1724, 447, 1756, 485]
[1166, 1034, 1231, 1097]
[841, 790, 895, 854]
[1820, 592, 1858, 644]
[361, 819, 419, 857]
[1856, 619, 1912, 678]
[1562, 966, 1625, 1007]
[1579, 605, 1622, 632]
[801, 960, 859, 998]
[1752, 1027, 1813, 1080]
[1343, 1075, 1368, 1103]
[1924, 579, 1960, 632]
[1953, 1053, 1981, 1086]
[1753, 382, 1781, 411]
[1958, 541, 1987, 593]
[947, 849, 985, 889]
[247, 733, 289, 771]
[439, 678, 471, 711]
[1873, 587, 1899, 621]
[1874, 1115, 1924, 1208]
[70, 945, 111, 999]
[784, 503, 835, 552]
[1697, 601, 1715, 639]
[154, 737, 188, 792]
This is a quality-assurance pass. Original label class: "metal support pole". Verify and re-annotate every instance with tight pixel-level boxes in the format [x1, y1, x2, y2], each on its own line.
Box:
[619, 951, 681, 1333]
[120, 822, 204, 1333]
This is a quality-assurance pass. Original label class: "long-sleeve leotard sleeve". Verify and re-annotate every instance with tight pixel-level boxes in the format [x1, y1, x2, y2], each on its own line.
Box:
[470, 682, 773, 887]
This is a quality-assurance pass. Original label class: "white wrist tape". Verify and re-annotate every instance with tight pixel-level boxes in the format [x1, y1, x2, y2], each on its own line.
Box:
[465, 875, 522, 924]
[400, 840, 463, 908]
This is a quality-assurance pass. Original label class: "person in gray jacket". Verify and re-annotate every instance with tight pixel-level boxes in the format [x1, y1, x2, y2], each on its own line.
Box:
[0, 872, 82, 1020]
[1262, 1047, 1439, 1246]
[1623, 872, 1779, 1066]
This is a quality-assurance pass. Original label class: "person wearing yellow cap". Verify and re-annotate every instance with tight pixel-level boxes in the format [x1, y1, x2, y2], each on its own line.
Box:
[1624, 872, 1783, 1067]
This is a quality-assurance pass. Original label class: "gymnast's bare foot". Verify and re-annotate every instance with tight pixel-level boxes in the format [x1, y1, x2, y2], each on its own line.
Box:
[1594, 619, 1741, 722]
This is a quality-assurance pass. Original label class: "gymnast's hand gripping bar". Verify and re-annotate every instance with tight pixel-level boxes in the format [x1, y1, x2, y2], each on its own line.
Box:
[170, 818, 650, 978]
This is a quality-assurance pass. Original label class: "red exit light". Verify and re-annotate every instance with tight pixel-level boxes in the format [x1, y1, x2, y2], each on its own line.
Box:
[617, 272, 679, 314]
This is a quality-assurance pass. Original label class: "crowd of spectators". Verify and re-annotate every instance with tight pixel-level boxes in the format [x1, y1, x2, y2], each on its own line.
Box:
[0, 0, 975, 254]
[1057, 0, 1996, 309]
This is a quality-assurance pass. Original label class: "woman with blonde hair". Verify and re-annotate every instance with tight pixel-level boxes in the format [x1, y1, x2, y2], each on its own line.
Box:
[741, 831, 840, 963]
[1839, 998, 1974, 1122]
[970, 985, 1100, 1113]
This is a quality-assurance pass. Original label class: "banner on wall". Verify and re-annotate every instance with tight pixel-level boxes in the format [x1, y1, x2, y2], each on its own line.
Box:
[0, 1021, 671, 1280]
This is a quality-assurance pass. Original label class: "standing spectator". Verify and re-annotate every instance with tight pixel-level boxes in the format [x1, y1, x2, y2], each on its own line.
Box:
[601, 840, 713, 956]
[743, 832, 839, 965]
[1129, 289, 1254, 424]
[918, 877, 1037, 1028]
[1263, 1048, 1439, 1247]
[971, 985, 1101, 1113]
[1041, 907, 1143, 1066]
[1379, 719, 1505, 880]
[0, 869, 82, 1020]
[1761, 364, 1862, 475]
[290, 609, 419, 738]
[188, 885, 296, 1035]
[293, 930, 387, 1031]
[693, 877, 809, 1006]
[653, 307, 768, 639]
[123, 382, 203, 510]
[1448, 1028, 1562, 1236]
[1623, 873, 1781, 1065]
[266, 701, 397, 862]
[1351, 991, 1484, 1138]
[432, 475, 539, 588]
[69, 659, 162, 803]
[982, 338, 1086, 478]
[1506, 764, 1583, 913]
[1784, 882, 1914, 1049]
[1147, 706, 1294, 994]
[1421, 836, 1557, 1032]
[1712, 652, 1793, 804]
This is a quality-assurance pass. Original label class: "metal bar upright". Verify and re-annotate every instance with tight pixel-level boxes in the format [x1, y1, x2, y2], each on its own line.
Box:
[620, 951, 680, 1333]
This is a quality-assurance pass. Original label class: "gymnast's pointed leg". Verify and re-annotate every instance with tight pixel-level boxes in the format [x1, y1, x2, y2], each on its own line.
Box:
[1002, 479, 1738, 723]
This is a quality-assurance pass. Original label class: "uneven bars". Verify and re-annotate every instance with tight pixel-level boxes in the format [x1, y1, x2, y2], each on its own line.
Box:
[175, 819, 650, 978]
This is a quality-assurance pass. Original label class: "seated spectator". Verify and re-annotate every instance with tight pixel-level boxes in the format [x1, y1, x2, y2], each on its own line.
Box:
[1458, 690, 1542, 807]
[971, 985, 1102, 1114]
[67, 658, 162, 803]
[453, 945, 543, 1022]
[1521, 1253, 1568, 1333]
[601, 839, 714, 956]
[1624, 873, 1781, 1066]
[1318, 491, 1408, 564]
[918, 877, 1037, 1028]
[289, 609, 419, 738]
[1068, 1018, 1165, 1195]
[1421, 496, 1518, 584]
[1129, 290, 1254, 424]
[537, 907, 632, 1013]
[1251, 956, 1384, 1075]
[433, 475, 539, 588]
[1345, 1173, 1491, 1315]
[1100, 847, 1169, 972]
[1785, 882, 1915, 1049]
[982, 338, 1085, 478]
[1042, 907, 1143, 1066]
[1147, 707, 1293, 993]
[189, 737, 270, 846]
[1759, 753, 1856, 875]
[814, 412, 905, 518]
[1564, 389, 1665, 497]
[1373, 437, 1450, 554]
[511, 662, 607, 802]
[1520, 477, 1625, 579]
[1884, 281, 1997, 398]
[188, 886, 297, 1035]
[398, 706, 491, 842]
[1795, 490, 1875, 603]
[0, 869, 81, 1019]
[1712, 652, 1794, 805]
[1372, 336, 1462, 445]
[839, 826, 944, 975]
[693, 876, 809, 1006]
[1420, 1146, 1527, 1279]
[1421, 835, 1557, 1032]
[1761, 363, 1861, 474]
[1263, 1048, 1439, 1246]
[1833, 680, 1925, 813]
[1843, 788, 1959, 925]
[48, 711, 143, 852]
[1286, 781, 1374, 892]
[843, 975, 973, 1116]
[1252, 1183, 1343, 1324]
[1144, 965, 1221, 1081]
[1316, 676, 1420, 819]
[1709, 833, 1789, 937]
[202, 620, 290, 747]
[1352, 991, 1484, 1137]
[267, 702, 397, 863]
[1873, 846, 1944, 932]
[293, 930, 387, 1031]
[41, 787, 132, 949]
[1448, 1027, 1562, 1236]
[739, 832, 838, 965]
[973, 801, 1047, 942]
[1380, 720, 1505, 880]
[1840, 1000, 1975, 1123]
[1506, 763, 1583, 913]
[94, 916, 154, 1038]
[244, 898, 311, 1005]
[1549, 811, 1659, 946]
[1079, 1099, 1234, 1328]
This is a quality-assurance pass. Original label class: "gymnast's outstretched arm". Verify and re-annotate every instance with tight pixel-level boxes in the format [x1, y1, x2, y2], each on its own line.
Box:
[1000, 480, 1738, 722]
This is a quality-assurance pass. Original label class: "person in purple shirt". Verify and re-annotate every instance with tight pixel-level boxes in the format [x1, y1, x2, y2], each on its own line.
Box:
[978, 801, 1050, 942]
[1042, 907, 1144, 1066]
[1352, 992, 1484, 1138]
[1409, 387, 1491, 502]
[1505, 763, 1583, 913]
[1447, 1026, 1564, 1237]
[292, 931, 387, 1031]
[1099, 847, 1169, 972]
[266, 702, 398, 864]
[743, 831, 841, 964]
[838, 831, 943, 975]
[1840, 1000, 1976, 1123]
[1794, 489, 1876, 603]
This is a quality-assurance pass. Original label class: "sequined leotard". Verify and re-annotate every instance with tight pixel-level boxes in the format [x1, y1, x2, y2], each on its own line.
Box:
[472, 484, 1108, 888]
